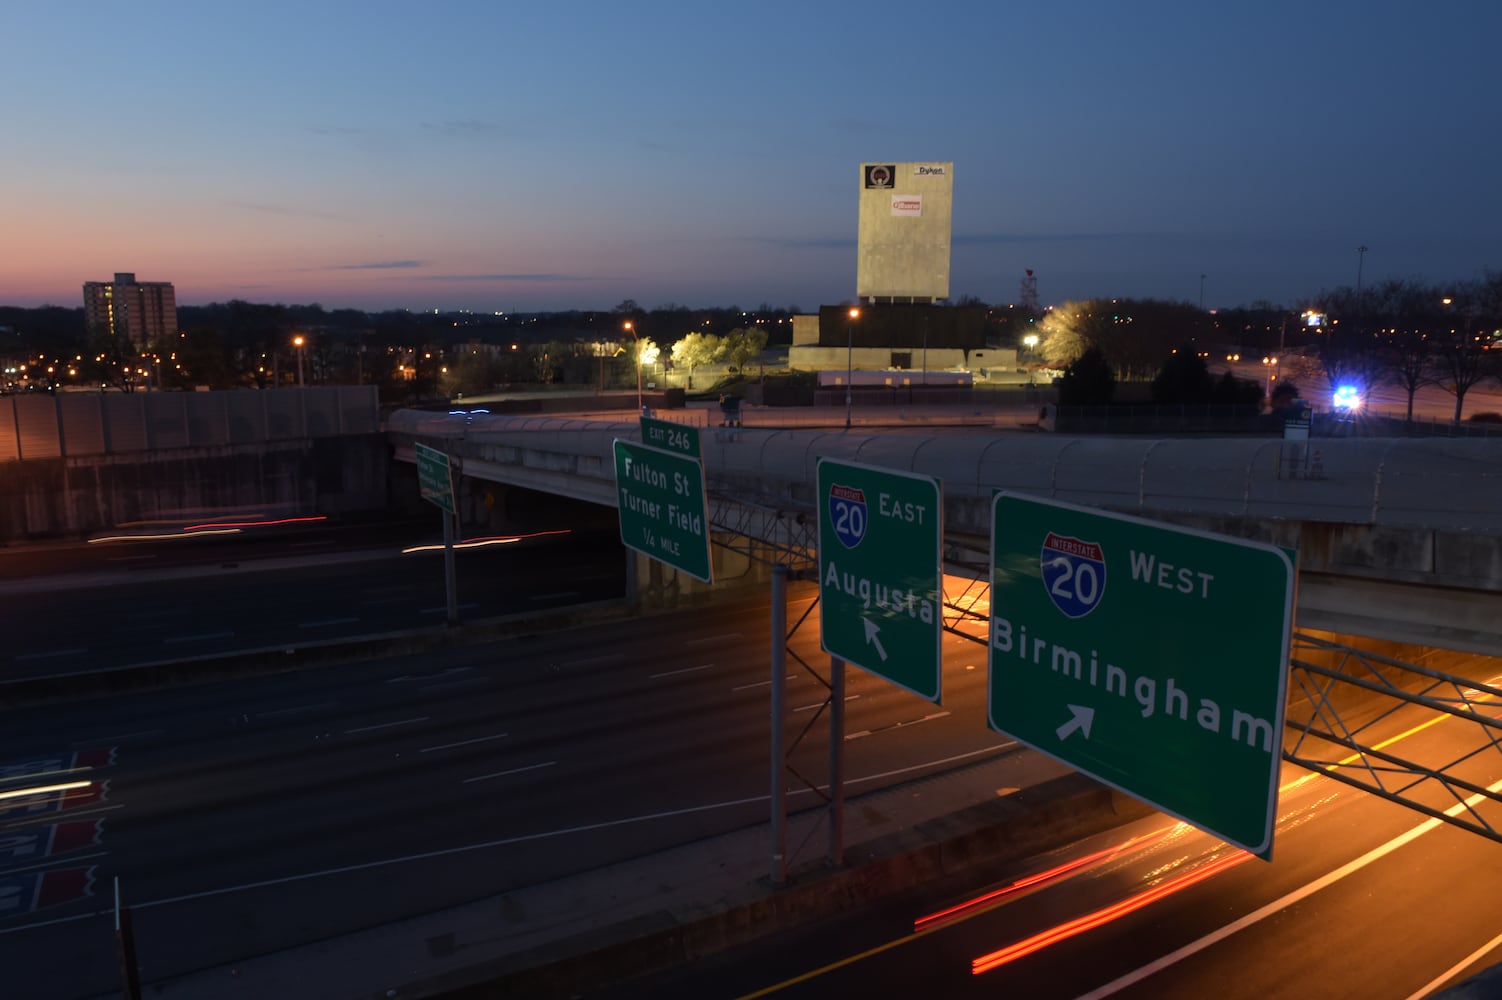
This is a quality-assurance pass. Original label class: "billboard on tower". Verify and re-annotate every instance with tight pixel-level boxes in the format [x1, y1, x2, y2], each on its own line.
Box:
[857, 162, 953, 301]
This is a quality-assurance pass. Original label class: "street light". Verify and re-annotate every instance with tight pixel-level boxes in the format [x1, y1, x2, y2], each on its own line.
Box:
[624, 321, 651, 414]
[844, 307, 860, 431]
[292, 334, 306, 387]
[1262, 355, 1278, 397]
[1023, 334, 1039, 385]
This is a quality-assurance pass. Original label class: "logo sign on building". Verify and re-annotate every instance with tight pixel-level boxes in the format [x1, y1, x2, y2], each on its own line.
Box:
[890, 194, 923, 217]
[613, 439, 712, 583]
[640, 415, 700, 459]
[415, 442, 456, 515]
[988, 492, 1294, 859]
[864, 164, 896, 188]
[818, 458, 943, 702]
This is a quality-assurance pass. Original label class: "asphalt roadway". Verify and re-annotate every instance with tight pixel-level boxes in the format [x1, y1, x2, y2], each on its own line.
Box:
[0, 532, 1152, 1000]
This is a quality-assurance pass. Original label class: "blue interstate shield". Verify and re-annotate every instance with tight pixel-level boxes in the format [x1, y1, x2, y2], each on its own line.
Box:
[828, 483, 868, 549]
[1040, 531, 1106, 619]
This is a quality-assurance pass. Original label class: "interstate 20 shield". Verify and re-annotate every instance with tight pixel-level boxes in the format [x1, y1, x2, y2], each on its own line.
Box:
[1040, 531, 1106, 619]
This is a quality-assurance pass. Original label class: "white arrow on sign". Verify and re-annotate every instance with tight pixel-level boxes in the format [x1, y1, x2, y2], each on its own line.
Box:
[861, 618, 888, 661]
[1056, 704, 1095, 742]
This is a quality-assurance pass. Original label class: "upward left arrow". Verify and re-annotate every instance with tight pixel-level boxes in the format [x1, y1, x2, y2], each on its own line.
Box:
[862, 618, 888, 661]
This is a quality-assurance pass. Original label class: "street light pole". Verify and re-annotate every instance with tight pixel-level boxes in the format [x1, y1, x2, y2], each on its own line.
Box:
[844, 307, 859, 431]
[1356, 245, 1368, 293]
[625, 321, 643, 414]
[292, 334, 306, 388]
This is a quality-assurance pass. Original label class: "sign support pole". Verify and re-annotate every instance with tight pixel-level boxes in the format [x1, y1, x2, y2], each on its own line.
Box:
[829, 655, 845, 867]
[442, 508, 458, 627]
[770, 565, 788, 886]
[114, 877, 142, 1000]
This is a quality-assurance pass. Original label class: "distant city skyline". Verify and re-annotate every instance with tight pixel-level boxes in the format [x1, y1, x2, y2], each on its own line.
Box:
[4, 2, 1498, 314]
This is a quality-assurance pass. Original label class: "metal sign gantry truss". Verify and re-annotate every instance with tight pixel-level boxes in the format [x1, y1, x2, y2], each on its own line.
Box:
[700, 481, 1502, 855]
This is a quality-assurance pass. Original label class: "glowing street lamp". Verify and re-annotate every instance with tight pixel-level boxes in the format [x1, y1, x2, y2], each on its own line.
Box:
[845, 307, 860, 431]
[292, 334, 306, 387]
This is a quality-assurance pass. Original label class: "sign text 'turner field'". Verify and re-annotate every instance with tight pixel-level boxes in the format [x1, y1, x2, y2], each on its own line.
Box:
[817, 457, 943, 701]
[613, 438, 712, 583]
[988, 492, 1294, 859]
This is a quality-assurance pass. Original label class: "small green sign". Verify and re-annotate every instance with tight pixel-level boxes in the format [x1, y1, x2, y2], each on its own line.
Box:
[415, 442, 455, 515]
[613, 439, 713, 583]
[640, 415, 700, 458]
[817, 458, 943, 702]
[988, 492, 1294, 858]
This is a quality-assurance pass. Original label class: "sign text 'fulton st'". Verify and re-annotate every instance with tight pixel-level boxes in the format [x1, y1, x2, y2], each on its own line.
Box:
[613, 438, 712, 583]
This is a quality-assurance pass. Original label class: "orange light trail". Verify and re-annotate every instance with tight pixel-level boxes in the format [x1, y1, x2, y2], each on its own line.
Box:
[401, 528, 572, 554]
[971, 848, 1253, 975]
[914, 824, 1180, 932]
[183, 515, 328, 531]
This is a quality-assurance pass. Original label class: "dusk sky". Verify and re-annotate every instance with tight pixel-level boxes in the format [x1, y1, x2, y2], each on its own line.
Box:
[6, 1, 1499, 314]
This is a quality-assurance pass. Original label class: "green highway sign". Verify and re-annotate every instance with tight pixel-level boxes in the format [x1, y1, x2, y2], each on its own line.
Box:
[640, 415, 700, 458]
[613, 438, 713, 583]
[817, 458, 943, 702]
[988, 492, 1294, 858]
[415, 442, 456, 515]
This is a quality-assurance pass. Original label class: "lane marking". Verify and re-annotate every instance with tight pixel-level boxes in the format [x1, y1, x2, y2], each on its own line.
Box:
[298, 617, 360, 629]
[420, 734, 508, 754]
[686, 633, 740, 647]
[13, 649, 87, 662]
[734, 675, 796, 693]
[649, 664, 715, 680]
[418, 678, 489, 694]
[418, 603, 479, 615]
[343, 717, 429, 735]
[845, 711, 950, 740]
[164, 631, 234, 644]
[461, 761, 556, 784]
[795, 695, 860, 714]
[561, 654, 625, 668]
[70, 731, 161, 746]
[1076, 775, 1502, 999]
[1407, 928, 1502, 1000]
[0, 745, 1017, 931]
[258, 703, 338, 719]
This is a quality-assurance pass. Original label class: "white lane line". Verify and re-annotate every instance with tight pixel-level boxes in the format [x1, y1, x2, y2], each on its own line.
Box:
[794, 694, 860, 714]
[649, 663, 715, 680]
[71, 730, 162, 746]
[164, 631, 235, 644]
[298, 617, 360, 628]
[461, 760, 556, 784]
[258, 702, 338, 719]
[1078, 774, 1502, 1000]
[420, 733, 508, 754]
[1408, 929, 1502, 1000]
[2, 746, 1017, 927]
[562, 654, 625, 668]
[0, 851, 109, 877]
[844, 711, 950, 741]
[529, 591, 580, 601]
[343, 717, 429, 735]
[418, 603, 480, 615]
[14, 649, 87, 662]
[686, 633, 740, 646]
[418, 678, 489, 695]
[734, 675, 796, 692]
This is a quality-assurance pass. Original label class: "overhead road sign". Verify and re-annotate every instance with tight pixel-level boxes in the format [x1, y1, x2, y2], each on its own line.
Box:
[988, 492, 1294, 858]
[640, 414, 700, 458]
[415, 442, 456, 515]
[817, 458, 943, 701]
[613, 439, 713, 582]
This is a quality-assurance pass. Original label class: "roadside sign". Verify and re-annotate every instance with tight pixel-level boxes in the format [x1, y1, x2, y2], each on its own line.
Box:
[817, 458, 943, 701]
[988, 492, 1294, 858]
[613, 439, 712, 582]
[415, 442, 456, 515]
[640, 415, 700, 458]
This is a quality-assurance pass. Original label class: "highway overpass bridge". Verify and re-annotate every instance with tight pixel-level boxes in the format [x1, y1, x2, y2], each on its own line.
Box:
[388, 406, 1502, 658]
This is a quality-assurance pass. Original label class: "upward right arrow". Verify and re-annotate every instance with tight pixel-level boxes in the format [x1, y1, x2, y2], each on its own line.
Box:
[1056, 704, 1095, 742]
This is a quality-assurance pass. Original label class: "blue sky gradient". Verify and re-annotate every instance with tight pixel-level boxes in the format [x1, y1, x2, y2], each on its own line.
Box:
[5, 1, 1498, 313]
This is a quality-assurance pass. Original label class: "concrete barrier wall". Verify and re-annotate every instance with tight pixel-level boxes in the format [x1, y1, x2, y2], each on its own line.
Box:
[0, 434, 390, 542]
